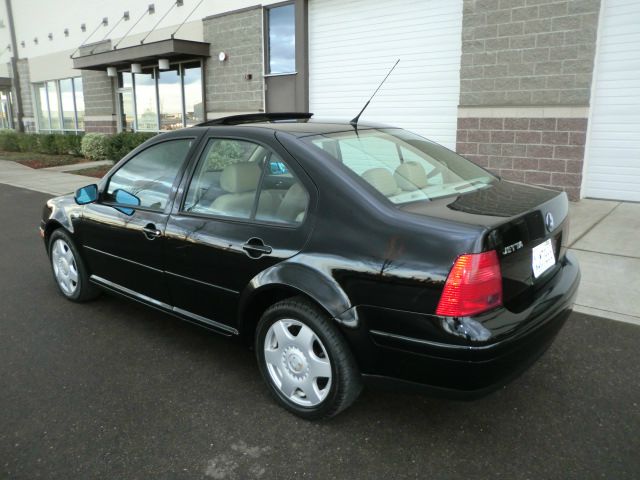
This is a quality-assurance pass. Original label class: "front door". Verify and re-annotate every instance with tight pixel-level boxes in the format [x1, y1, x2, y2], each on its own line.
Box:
[164, 134, 314, 328]
[79, 137, 198, 304]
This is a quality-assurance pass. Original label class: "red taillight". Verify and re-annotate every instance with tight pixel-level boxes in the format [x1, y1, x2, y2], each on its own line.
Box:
[436, 250, 503, 317]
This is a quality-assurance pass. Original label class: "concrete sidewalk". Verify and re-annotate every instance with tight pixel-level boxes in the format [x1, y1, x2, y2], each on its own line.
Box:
[568, 200, 640, 325]
[0, 159, 637, 325]
[0, 160, 97, 196]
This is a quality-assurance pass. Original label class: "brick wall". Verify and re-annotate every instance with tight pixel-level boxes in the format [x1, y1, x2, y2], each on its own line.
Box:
[458, 0, 601, 199]
[202, 7, 264, 116]
[79, 41, 117, 134]
[457, 116, 587, 199]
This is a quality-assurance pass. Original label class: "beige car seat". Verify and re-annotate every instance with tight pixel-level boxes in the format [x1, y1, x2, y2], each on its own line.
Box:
[394, 161, 429, 191]
[361, 168, 399, 197]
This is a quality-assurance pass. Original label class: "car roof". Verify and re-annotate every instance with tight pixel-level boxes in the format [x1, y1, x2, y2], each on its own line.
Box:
[189, 113, 397, 137]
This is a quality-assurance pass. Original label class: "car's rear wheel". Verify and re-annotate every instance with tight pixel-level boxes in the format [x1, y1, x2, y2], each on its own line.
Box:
[49, 229, 100, 302]
[255, 297, 362, 419]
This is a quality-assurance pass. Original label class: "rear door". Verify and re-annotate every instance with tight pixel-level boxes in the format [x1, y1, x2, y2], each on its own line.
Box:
[163, 131, 315, 329]
[79, 137, 198, 304]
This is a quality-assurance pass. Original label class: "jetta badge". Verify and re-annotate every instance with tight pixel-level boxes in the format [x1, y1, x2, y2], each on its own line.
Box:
[545, 212, 555, 232]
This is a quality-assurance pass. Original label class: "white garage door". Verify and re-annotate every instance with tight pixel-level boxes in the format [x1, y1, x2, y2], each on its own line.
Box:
[308, 0, 463, 149]
[583, 0, 640, 201]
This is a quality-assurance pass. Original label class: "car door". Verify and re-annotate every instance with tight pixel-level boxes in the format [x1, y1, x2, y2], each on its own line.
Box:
[163, 132, 315, 329]
[78, 136, 199, 305]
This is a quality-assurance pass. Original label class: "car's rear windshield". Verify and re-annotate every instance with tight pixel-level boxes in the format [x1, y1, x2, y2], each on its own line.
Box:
[302, 128, 496, 204]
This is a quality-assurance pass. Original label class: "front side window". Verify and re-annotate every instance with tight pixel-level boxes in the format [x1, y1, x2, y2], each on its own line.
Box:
[106, 139, 193, 211]
[184, 138, 308, 224]
[267, 3, 296, 74]
[304, 129, 496, 204]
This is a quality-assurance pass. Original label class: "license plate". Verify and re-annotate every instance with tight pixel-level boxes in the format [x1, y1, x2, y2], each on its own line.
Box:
[532, 238, 555, 278]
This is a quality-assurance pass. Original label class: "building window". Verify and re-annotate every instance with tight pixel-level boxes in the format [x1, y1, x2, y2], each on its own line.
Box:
[119, 60, 203, 132]
[0, 90, 13, 129]
[267, 3, 296, 74]
[33, 77, 84, 133]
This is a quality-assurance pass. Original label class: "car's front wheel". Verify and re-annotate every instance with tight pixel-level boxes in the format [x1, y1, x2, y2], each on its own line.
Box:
[48, 229, 100, 302]
[255, 297, 362, 419]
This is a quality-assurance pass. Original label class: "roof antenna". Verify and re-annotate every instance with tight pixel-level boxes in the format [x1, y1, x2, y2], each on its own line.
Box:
[350, 59, 400, 129]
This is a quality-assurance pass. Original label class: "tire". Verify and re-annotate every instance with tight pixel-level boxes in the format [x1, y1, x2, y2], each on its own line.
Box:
[255, 296, 363, 419]
[48, 229, 101, 303]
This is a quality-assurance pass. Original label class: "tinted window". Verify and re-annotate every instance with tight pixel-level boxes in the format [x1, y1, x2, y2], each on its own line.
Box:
[106, 139, 193, 210]
[184, 139, 308, 224]
[268, 4, 295, 74]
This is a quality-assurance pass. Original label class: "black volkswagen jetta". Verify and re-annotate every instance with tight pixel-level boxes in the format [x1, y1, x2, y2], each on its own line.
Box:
[41, 113, 580, 419]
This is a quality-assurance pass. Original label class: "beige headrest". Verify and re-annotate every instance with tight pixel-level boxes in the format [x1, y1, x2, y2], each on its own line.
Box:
[394, 161, 428, 191]
[362, 168, 398, 197]
[220, 162, 261, 193]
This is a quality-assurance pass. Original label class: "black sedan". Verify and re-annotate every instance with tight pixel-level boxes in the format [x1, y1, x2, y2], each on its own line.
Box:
[41, 113, 580, 419]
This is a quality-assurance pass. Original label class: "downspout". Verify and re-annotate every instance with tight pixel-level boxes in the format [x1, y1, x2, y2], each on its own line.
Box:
[5, 0, 23, 132]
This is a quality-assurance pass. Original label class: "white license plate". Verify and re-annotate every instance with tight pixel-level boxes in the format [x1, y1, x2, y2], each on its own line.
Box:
[532, 238, 555, 278]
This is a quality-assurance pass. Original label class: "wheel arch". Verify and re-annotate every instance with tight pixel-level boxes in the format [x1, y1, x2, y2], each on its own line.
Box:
[237, 261, 356, 343]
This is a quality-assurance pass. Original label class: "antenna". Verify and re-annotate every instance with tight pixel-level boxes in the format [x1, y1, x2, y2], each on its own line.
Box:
[350, 59, 400, 128]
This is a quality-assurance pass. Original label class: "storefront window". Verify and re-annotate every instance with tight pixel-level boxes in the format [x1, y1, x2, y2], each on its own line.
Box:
[0, 91, 12, 129]
[183, 62, 203, 127]
[267, 3, 296, 74]
[158, 66, 183, 130]
[135, 71, 158, 131]
[33, 77, 84, 132]
[46, 81, 60, 130]
[35, 84, 49, 130]
[59, 79, 75, 130]
[122, 61, 203, 132]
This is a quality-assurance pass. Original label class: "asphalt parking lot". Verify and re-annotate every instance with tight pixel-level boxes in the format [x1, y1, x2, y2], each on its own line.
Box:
[1, 183, 639, 480]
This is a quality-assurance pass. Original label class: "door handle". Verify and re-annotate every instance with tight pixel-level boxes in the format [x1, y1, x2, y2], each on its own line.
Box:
[142, 223, 162, 240]
[242, 237, 272, 258]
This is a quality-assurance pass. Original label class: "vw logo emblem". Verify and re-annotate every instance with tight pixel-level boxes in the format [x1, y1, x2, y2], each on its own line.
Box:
[545, 212, 555, 232]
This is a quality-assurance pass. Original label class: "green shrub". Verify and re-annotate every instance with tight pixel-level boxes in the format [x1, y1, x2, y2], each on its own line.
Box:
[38, 134, 59, 155]
[0, 131, 20, 151]
[16, 133, 39, 153]
[54, 134, 83, 156]
[106, 132, 156, 161]
[81, 133, 110, 161]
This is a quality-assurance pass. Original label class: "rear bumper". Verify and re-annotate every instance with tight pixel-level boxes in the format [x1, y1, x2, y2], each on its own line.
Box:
[341, 251, 580, 397]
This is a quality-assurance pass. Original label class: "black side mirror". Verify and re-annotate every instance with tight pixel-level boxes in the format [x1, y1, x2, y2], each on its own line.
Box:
[74, 184, 98, 205]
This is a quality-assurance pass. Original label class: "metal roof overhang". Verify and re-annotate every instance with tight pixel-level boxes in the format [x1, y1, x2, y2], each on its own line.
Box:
[72, 38, 210, 71]
[0, 77, 12, 88]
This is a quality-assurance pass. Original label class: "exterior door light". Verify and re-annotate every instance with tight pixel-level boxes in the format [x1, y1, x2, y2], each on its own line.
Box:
[131, 63, 142, 74]
[106, 66, 117, 77]
[158, 58, 170, 70]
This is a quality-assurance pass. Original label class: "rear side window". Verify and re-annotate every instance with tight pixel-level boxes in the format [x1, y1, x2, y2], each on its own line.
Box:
[106, 139, 193, 210]
[183, 138, 309, 224]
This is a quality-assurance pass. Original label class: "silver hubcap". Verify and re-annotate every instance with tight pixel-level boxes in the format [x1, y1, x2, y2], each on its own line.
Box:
[51, 239, 78, 296]
[264, 319, 332, 407]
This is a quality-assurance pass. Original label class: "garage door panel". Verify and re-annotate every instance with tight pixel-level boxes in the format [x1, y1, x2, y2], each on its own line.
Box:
[309, 0, 462, 149]
[583, 0, 640, 201]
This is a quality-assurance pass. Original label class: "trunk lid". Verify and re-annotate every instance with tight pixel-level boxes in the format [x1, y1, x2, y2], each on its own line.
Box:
[399, 180, 569, 309]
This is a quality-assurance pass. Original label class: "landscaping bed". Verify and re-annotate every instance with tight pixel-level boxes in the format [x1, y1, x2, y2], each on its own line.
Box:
[0, 150, 89, 169]
[69, 165, 112, 179]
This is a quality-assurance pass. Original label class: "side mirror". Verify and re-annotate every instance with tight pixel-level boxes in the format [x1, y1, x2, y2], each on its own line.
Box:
[113, 189, 141, 216]
[74, 184, 98, 205]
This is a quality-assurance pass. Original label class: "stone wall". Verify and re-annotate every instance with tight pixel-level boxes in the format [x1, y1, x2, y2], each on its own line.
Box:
[13, 59, 35, 132]
[79, 41, 117, 134]
[202, 7, 264, 116]
[458, 0, 601, 199]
